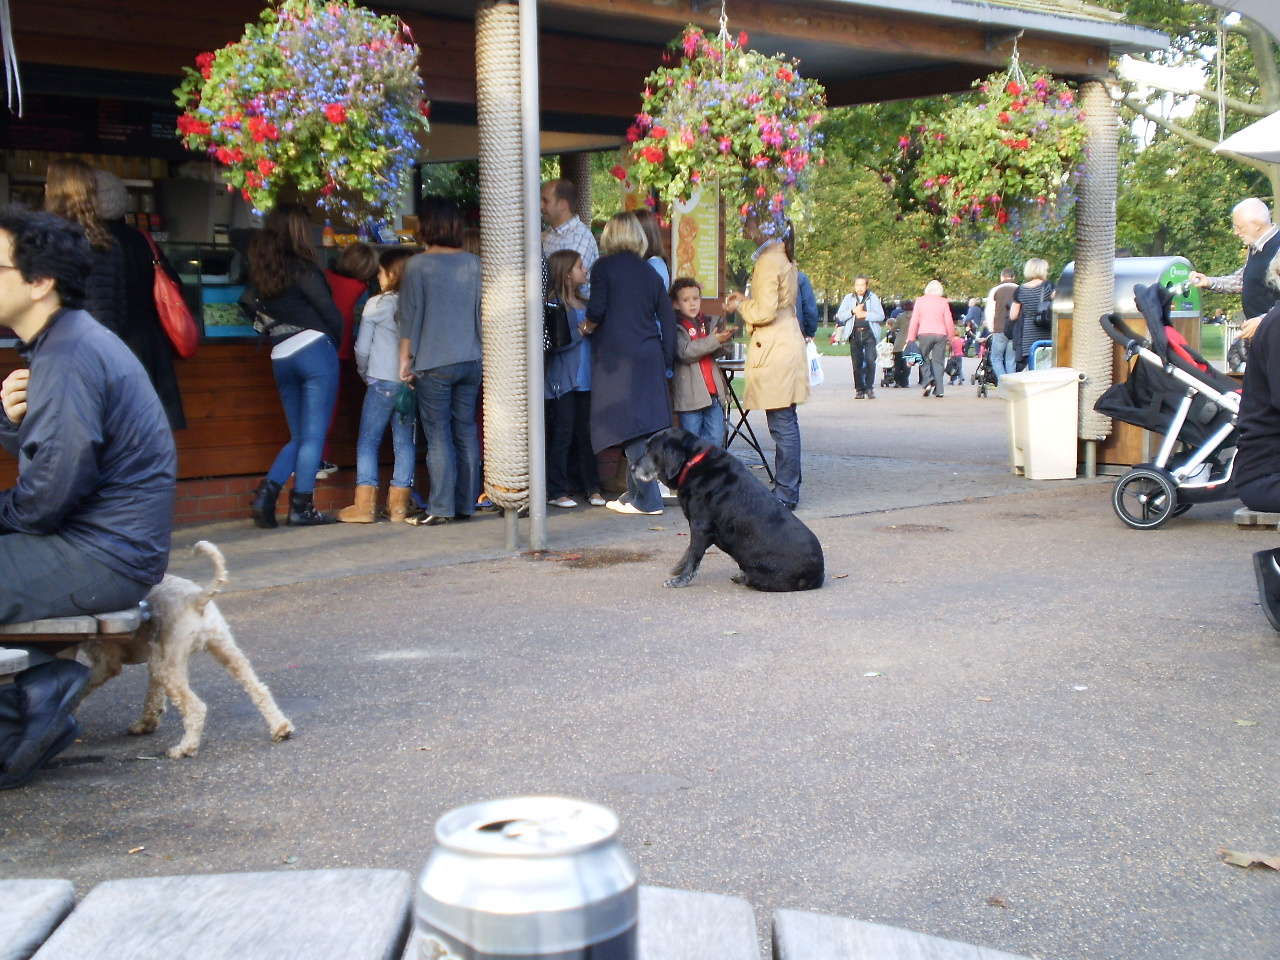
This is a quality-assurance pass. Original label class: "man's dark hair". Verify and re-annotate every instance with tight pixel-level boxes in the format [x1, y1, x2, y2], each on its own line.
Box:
[546, 178, 578, 212]
[0, 206, 91, 309]
[1000, 267, 1016, 281]
[416, 195, 465, 248]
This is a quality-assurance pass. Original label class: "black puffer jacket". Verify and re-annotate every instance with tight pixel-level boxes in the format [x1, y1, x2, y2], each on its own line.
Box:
[0, 309, 176, 585]
[245, 260, 344, 347]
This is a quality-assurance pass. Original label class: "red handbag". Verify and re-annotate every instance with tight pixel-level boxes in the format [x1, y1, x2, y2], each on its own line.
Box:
[142, 231, 199, 359]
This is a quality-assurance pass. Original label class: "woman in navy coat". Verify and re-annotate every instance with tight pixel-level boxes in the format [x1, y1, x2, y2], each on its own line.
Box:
[582, 212, 676, 515]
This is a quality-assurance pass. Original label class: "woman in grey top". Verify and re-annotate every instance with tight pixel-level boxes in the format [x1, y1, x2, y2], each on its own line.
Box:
[397, 196, 483, 525]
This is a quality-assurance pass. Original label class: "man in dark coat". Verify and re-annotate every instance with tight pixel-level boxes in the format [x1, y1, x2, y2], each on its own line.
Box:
[0, 207, 177, 789]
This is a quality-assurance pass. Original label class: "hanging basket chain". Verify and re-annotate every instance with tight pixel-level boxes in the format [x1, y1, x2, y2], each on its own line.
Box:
[1007, 37, 1027, 89]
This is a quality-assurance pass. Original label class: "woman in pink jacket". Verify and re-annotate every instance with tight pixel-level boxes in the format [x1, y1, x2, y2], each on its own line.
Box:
[907, 280, 956, 397]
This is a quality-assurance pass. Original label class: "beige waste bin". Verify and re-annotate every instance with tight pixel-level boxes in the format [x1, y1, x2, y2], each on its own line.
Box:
[999, 368, 1084, 480]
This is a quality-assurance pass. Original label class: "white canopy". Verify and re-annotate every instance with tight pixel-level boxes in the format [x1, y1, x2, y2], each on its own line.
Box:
[1214, 109, 1280, 164]
[1198, 0, 1280, 45]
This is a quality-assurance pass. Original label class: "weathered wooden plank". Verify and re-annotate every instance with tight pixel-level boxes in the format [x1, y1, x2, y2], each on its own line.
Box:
[773, 909, 1034, 960]
[0, 648, 30, 678]
[637, 886, 758, 960]
[0, 617, 98, 636]
[32, 869, 412, 960]
[0, 879, 75, 960]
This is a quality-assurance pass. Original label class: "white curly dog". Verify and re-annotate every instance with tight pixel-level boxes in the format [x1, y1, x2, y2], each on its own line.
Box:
[81, 541, 293, 758]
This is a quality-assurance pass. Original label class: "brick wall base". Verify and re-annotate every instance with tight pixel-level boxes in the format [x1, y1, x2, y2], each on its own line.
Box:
[175, 470, 367, 527]
[176, 450, 630, 527]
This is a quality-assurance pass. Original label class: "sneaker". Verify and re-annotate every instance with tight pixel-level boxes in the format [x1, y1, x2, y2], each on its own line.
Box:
[854, 391, 865, 399]
[587, 493, 607, 507]
[315, 460, 338, 480]
[549, 496, 578, 508]
[605, 500, 662, 516]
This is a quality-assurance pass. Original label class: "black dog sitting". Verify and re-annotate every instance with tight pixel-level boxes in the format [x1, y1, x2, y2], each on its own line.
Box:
[633, 427, 824, 591]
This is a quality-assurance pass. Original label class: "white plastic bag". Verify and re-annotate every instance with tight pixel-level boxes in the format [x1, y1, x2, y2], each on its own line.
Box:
[806, 340, 824, 387]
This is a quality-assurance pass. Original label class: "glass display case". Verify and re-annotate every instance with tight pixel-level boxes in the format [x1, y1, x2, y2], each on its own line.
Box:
[162, 241, 255, 339]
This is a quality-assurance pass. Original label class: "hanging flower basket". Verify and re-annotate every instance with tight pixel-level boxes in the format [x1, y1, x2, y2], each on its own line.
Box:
[174, 0, 430, 217]
[902, 66, 1086, 231]
[622, 25, 826, 236]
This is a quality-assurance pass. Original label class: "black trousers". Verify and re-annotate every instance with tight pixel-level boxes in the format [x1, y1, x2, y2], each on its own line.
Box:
[850, 329, 877, 393]
[1238, 474, 1280, 514]
[0, 531, 150, 625]
[546, 391, 601, 499]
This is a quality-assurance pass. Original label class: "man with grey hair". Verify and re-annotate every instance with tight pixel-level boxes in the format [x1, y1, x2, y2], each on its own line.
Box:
[1190, 197, 1280, 339]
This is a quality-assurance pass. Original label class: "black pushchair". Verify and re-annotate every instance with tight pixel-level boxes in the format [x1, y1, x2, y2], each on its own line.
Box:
[971, 336, 998, 397]
[1095, 284, 1241, 530]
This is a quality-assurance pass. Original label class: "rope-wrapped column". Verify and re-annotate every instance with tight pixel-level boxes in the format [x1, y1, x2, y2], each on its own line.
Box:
[561, 152, 593, 225]
[475, 2, 529, 515]
[1073, 79, 1117, 447]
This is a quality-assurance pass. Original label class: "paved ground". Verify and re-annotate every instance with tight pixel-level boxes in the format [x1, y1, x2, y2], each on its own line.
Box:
[2, 356, 1278, 960]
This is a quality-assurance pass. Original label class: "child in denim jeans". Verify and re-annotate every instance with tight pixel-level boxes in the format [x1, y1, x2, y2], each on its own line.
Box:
[671, 277, 735, 446]
[338, 247, 417, 523]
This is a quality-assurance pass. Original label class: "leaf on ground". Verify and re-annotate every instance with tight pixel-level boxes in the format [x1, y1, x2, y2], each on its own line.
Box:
[723, 630, 738, 635]
[986, 896, 1009, 908]
[127, 846, 145, 854]
[831, 574, 849, 579]
[977, 697, 993, 702]
[1235, 720, 1259, 726]
[1219, 847, 1280, 870]
[648, 525, 665, 531]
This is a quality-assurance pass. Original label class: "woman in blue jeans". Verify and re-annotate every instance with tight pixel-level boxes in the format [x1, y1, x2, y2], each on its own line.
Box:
[247, 204, 345, 528]
[397, 196, 483, 526]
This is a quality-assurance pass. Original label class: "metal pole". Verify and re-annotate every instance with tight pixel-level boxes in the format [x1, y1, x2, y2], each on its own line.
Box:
[520, 0, 546, 551]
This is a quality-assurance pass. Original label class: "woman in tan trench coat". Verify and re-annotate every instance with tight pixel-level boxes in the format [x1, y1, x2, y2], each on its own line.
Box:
[724, 217, 809, 508]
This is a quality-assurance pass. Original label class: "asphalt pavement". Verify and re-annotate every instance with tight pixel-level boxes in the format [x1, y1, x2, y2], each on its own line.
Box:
[2, 355, 1277, 960]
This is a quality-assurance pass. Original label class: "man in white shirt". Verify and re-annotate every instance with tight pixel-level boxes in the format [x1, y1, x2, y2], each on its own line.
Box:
[1190, 197, 1280, 339]
[540, 179, 598, 277]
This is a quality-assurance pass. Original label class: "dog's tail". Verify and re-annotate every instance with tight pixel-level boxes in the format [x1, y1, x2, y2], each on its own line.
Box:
[191, 540, 228, 612]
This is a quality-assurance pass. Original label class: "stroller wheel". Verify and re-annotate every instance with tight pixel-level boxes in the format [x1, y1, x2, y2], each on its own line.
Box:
[978, 382, 987, 398]
[1113, 467, 1179, 530]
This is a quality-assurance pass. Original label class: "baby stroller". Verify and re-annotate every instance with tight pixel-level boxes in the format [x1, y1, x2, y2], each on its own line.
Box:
[971, 336, 998, 397]
[877, 338, 896, 388]
[1094, 283, 1241, 530]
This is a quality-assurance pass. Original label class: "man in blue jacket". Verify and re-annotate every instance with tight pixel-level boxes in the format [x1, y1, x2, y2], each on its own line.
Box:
[0, 208, 176, 789]
[835, 275, 885, 399]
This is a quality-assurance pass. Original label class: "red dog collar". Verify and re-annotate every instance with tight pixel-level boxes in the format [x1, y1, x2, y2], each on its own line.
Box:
[675, 448, 710, 487]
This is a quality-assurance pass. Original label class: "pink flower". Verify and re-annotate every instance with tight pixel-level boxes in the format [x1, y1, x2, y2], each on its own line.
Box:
[719, 136, 732, 154]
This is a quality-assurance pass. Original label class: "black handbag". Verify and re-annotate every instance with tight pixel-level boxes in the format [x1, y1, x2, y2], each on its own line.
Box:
[543, 300, 573, 352]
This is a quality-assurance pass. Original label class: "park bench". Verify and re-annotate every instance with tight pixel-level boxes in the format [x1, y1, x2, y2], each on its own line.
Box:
[0, 871, 759, 960]
[773, 907, 1033, 960]
[0, 607, 147, 682]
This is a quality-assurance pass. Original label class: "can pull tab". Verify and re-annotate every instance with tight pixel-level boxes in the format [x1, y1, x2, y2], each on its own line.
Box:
[476, 808, 607, 850]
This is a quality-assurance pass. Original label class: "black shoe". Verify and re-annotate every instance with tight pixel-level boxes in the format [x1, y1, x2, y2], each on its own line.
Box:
[854, 391, 865, 399]
[867, 389, 876, 399]
[250, 478, 283, 529]
[1253, 549, 1280, 632]
[315, 460, 338, 480]
[288, 491, 337, 526]
[0, 661, 90, 789]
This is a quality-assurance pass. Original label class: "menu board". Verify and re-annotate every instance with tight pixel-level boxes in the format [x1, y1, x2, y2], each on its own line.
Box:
[0, 94, 186, 160]
[668, 181, 720, 300]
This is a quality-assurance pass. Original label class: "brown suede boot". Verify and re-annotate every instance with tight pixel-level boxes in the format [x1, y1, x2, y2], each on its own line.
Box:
[337, 484, 377, 523]
[386, 485, 413, 523]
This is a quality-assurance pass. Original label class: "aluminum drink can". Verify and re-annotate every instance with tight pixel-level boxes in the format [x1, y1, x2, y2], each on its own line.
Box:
[414, 796, 639, 960]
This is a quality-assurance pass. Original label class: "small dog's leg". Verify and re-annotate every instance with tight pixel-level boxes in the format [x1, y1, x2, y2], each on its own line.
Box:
[665, 522, 713, 588]
[152, 642, 207, 759]
[127, 672, 167, 736]
[205, 631, 294, 743]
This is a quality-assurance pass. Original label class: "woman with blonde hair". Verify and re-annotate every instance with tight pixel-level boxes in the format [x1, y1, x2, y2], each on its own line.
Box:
[1009, 257, 1055, 370]
[906, 278, 956, 397]
[45, 160, 187, 429]
[580, 212, 676, 515]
